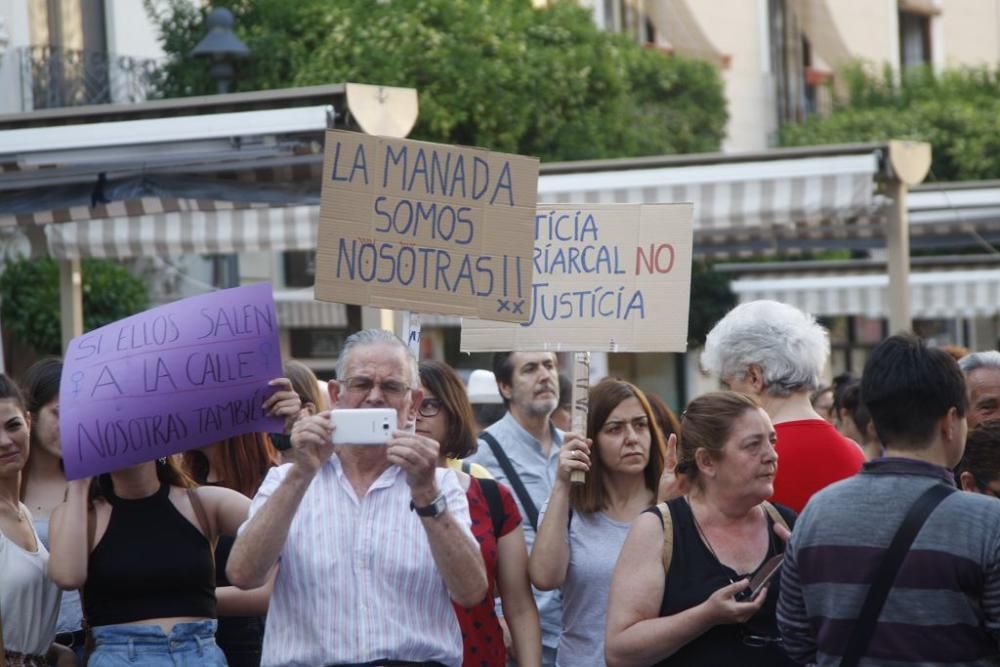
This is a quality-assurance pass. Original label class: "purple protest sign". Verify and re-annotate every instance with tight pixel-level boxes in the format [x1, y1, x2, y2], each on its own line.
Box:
[60, 282, 284, 480]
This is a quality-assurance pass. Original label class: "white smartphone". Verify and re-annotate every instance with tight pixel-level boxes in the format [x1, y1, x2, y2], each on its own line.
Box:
[330, 408, 397, 446]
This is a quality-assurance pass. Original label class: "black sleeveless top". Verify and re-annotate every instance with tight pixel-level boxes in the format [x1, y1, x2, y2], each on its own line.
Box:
[647, 497, 798, 667]
[83, 479, 216, 626]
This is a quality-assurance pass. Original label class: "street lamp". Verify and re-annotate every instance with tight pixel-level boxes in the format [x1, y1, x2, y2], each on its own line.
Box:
[190, 7, 249, 95]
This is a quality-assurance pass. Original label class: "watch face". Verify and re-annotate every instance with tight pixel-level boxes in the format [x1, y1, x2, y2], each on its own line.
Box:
[414, 493, 447, 518]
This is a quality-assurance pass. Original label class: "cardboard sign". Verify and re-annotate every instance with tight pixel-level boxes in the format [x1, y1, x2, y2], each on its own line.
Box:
[461, 203, 694, 353]
[314, 130, 539, 322]
[59, 283, 284, 480]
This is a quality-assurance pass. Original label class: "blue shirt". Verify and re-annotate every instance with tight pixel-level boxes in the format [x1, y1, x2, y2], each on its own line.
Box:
[468, 411, 564, 649]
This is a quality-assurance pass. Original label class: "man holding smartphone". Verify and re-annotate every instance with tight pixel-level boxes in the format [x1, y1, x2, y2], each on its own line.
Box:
[227, 329, 487, 667]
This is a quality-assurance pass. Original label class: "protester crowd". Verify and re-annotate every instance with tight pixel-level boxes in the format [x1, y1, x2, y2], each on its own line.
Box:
[3, 299, 1000, 667]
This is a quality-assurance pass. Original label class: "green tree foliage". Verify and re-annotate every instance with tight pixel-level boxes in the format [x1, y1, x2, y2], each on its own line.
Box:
[780, 64, 1000, 181]
[146, 0, 727, 161]
[0, 257, 149, 356]
[687, 260, 737, 347]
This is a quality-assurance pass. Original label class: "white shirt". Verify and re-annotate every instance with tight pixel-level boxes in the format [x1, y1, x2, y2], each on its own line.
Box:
[245, 457, 474, 667]
[0, 509, 61, 656]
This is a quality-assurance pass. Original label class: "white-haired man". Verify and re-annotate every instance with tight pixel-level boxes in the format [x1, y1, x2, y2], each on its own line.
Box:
[702, 300, 864, 513]
[227, 329, 487, 667]
[958, 350, 1000, 429]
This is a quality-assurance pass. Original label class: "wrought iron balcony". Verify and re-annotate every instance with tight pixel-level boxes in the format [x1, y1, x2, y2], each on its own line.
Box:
[18, 45, 161, 111]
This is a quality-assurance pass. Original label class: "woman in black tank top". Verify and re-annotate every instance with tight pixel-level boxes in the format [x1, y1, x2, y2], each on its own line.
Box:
[606, 392, 798, 666]
[47, 379, 300, 666]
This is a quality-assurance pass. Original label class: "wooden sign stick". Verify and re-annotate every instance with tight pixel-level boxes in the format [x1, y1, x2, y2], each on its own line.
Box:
[402, 311, 422, 360]
[570, 351, 590, 485]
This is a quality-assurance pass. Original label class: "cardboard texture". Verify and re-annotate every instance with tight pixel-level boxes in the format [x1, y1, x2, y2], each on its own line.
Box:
[315, 130, 540, 323]
[59, 283, 284, 480]
[461, 203, 694, 353]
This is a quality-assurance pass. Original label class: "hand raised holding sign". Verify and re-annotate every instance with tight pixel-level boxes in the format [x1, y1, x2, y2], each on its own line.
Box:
[262, 377, 303, 433]
[557, 432, 592, 486]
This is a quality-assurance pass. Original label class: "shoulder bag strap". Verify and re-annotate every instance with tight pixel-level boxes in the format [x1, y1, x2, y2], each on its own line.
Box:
[840, 483, 956, 667]
[762, 500, 790, 533]
[186, 487, 217, 569]
[655, 501, 674, 576]
[479, 431, 539, 531]
[477, 477, 506, 539]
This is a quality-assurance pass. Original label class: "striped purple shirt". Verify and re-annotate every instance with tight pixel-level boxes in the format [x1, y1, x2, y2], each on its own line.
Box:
[244, 458, 474, 667]
[777, 458, 1000, 666]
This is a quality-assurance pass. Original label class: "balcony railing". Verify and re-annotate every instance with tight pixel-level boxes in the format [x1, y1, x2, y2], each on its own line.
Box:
[19, 45, 161, 111]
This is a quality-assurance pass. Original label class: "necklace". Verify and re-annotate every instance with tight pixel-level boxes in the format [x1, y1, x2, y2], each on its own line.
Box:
[1, 498, 25, 523]
[685, 495, 723, 564]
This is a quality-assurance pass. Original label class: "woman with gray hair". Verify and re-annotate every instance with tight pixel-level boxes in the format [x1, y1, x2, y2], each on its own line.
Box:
[701, 300, 864, 512]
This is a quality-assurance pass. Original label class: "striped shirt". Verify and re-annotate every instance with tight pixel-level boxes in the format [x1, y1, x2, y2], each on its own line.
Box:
[777, 458, 1000, 666]
[245, 457, 474, 667]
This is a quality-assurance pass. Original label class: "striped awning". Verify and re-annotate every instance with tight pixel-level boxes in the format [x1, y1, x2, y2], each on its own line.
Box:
[274, 289, 348, 328]
[731, 268, 1000, 319]
[538, 152, 883, 257]
[46, 204, 317, 259]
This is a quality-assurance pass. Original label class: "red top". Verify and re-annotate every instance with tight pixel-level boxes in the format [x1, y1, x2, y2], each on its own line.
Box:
[454, 476, 522, 667]
[771, 419, 866, 513]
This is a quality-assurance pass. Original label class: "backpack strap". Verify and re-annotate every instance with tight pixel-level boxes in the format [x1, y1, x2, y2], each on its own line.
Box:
[461, 460, 472, 475]
[477, 477, 506, 539]
[479, 431, 539, 531]
[186, 487, 217, 568]
[762, 501, 790, 533]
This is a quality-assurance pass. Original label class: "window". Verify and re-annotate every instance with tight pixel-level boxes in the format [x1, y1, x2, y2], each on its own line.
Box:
[289, 329, 349, 361]
[284, 250, 316, 288]
[898, 10, 931, 68]
[769, 0, 809, 125]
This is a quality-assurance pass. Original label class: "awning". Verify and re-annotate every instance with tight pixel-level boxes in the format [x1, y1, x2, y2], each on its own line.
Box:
[274, 289, 347, 328]
[46, 204, 317, 259]
[645, 0, 729, 67]
[538, 151, 881, 257]
[731, 267, 1000, 319]
[788, 0, 853, 70]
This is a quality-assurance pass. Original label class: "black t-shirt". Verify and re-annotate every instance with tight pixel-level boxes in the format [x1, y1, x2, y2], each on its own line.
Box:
[649, 497, 798, 667]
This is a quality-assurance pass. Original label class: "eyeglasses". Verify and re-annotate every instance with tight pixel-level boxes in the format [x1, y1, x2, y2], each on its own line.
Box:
[601, 416, 650, 436]
[419, 398, 443, 418]
[342, 376, 410, 399]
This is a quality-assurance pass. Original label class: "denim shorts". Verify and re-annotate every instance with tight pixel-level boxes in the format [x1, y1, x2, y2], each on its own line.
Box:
[88, 620, 227, 666]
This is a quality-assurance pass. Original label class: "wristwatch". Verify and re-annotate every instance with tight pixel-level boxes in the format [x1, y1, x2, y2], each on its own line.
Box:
[410, 492, 447, 518]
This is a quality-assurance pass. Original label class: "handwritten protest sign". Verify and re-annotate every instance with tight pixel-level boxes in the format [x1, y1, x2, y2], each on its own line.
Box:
[314, 130, 539, 323]
[59, 283, 284, 480]
[461, 203, 694, 353]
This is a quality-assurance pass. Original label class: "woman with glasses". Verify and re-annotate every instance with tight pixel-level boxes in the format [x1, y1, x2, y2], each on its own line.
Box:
[416, 360, 542, 667]
[529, 378, 666, 667]
[605, 392, 796, 667]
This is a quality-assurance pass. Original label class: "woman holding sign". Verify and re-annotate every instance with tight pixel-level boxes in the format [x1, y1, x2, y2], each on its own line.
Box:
[48, 378, 300, 666]
[417, 360, 542, 667]
[0, 373, 67, 667]
[529, 378, 666, 667]
[604, 392, 795, 667]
